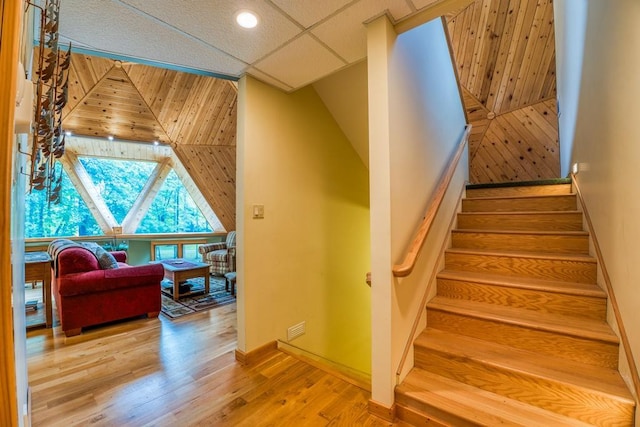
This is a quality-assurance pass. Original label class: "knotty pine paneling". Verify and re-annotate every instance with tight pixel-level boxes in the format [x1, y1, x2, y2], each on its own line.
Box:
[173, 145, 236, 232]
[463, 88, 490, 161]
[49, 50, 238, 230]
[63, 66, 172, 143]
[446, 0, 560, 184]
[63, 54, 114, 113]
[125, 64, 237, 146]
[448, 0, 556, 114]
[469, 99, 559, 183]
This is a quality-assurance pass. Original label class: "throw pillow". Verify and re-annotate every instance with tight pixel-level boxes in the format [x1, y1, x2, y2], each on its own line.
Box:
[95, 246, 119, 270]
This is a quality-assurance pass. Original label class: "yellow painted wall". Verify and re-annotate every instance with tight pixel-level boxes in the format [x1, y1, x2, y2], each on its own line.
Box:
[237, 76, 371, 374]
[367, 16, 467, 405]
[313, 61, 369, 168]
[555, 0, 640, 418]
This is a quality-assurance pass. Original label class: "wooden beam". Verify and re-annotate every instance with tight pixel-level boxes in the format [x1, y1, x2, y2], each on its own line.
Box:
[0, 0, 22, 424]
[121, 158, 172, 234]
[65, 138, 172, 162]
[170, 150, 225, 232]
[58, 151, 117, 233]
[394, 0, 475, 34]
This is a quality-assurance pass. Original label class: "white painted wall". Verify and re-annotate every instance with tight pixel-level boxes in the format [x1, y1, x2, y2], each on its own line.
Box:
[554, 0, 588, 177]
[555, 0, 640, 417]
[313, 60, 369, 168]
[368, 15, 467, 406]
[236, 77, 371, 374]
[12, 136, 28, 426]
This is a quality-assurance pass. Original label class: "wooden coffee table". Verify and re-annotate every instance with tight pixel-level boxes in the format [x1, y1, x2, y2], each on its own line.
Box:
[155, 258, 209, 300]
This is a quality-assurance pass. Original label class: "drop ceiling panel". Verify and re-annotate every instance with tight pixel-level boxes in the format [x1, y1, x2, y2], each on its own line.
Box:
[246, 67, 294, 92]
[58, 0, 472, 91]
[253, 34, 346, 89]
[119, 0, 302, 64]
[59, 0, 247, 76]
[271, 0, 354, 28]
[312, 0, 414, 63]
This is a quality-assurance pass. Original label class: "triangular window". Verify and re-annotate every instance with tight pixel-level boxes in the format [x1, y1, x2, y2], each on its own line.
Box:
[79, 157, 156, 224]
[25, 137, 221, 238]
[25, 165, 101, 237]
[136, 170, 213, 234]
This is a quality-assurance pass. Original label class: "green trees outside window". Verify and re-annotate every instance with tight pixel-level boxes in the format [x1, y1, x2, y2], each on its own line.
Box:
[25, 158, 213, 238]
[25, 164, 101, 238]
[137, 170, 212, 234]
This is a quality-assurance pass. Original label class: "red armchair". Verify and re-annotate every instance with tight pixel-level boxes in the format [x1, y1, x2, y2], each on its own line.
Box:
[51, 245, 164, 337]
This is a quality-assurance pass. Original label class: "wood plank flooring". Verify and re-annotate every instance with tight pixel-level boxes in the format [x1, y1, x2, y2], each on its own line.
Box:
[27, 303, 406, 426]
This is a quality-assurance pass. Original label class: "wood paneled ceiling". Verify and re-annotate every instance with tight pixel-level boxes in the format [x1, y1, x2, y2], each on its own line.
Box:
[58, 52, 237, 231]
[446, 0, 560, 184]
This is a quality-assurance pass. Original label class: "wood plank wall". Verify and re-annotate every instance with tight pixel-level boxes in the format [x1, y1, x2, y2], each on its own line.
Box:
[57, 53, 237, 231]
[446, 0, 560, 183]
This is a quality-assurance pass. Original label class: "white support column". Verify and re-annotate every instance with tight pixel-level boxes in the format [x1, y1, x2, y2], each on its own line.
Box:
[367, 15, 396, 408]
[120, 158, 172, 234]
[59, 151, 117, 234]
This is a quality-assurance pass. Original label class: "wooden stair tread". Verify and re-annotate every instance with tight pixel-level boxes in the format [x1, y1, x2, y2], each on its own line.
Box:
[397, 369, 595, 427]
[415, 328, 633, 400]
[437, 269, 607, 298]
[427, 296, 618, 344]
[462, 193, 577, 202]
[446, 247, 597, 263]
[466, 178, 572, 190]
[459, 210, 582, 216]
[452, 228, 589, 237]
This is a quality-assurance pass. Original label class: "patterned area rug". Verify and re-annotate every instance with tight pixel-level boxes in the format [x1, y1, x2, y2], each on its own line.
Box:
[160, 276, 235, 319]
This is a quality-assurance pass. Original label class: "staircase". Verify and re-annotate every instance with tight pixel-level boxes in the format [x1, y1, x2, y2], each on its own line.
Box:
[395, 180, 636, 426]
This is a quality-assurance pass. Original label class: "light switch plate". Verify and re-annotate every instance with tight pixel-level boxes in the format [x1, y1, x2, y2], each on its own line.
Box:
[252, 204, 264, 219]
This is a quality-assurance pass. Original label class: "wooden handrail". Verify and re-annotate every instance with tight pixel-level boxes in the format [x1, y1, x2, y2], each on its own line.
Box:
[392, 125, 471, 277]
[396, 184, 466, 379]
[571, 173, 640, 401]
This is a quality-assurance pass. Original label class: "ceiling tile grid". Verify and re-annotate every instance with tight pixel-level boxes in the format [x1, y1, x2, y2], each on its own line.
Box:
[58, 0, 475, 91]
[118, 0, 302, 64]
[252, 34, 347, 89]
[245, 67, 293, 92]
[311, 0, 413, 63]
[271, 0, 354, 28]
[59, 0, 247, 76]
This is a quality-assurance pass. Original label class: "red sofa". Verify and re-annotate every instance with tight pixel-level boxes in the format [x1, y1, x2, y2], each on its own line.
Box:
[51, 245, 164, 337]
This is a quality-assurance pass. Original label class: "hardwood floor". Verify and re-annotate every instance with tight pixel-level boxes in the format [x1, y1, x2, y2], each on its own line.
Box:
[27, 303, 408, 426]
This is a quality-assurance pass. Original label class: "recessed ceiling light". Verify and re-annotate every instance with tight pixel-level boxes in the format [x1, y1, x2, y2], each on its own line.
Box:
[236, 10, 258, 29]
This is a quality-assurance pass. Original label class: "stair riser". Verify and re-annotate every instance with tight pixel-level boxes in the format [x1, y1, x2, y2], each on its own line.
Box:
[437, 278, 607, 320]
[395, 399, 481, 427]
[462, 196, 577, 213]
[427, 309, 619, 369]
[466, 184, 573, 198]
[394, 404, 469, 427]
[445, 252, 597, 284]
[413, 348, 633, 426]
[451, 231, 589, 254]
[457, 212, 584, 231]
